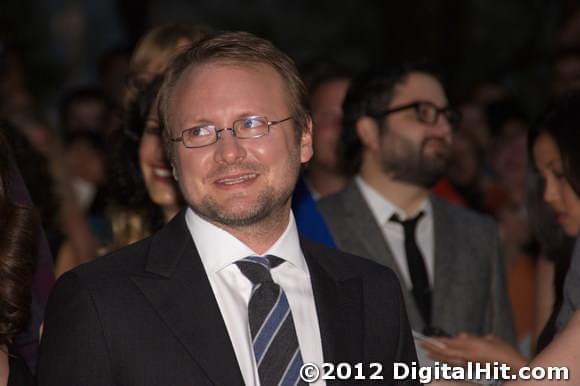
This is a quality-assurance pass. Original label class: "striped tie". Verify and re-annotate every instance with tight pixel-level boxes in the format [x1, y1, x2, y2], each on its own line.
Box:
[236, 255, 305, 386]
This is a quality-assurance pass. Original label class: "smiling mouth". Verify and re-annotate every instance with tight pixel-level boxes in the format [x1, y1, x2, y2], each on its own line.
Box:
[215, 173, 258, 185]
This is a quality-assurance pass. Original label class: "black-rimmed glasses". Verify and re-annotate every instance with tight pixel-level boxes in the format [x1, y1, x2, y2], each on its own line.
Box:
[378, 101, 461, 127]
[170, 116, 293, 148]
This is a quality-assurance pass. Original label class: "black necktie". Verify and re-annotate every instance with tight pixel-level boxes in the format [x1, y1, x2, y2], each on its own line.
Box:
[390, 212, 432, 326]
[236, 255, 305, 386]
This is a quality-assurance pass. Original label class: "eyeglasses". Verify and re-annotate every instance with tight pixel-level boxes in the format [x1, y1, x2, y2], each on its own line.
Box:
[378, 101, 461, 127]
[170, 116, 293, 148]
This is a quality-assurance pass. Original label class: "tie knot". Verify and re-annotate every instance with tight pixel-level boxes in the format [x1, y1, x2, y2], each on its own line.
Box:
[389, 211, 424, 231]
[236, 255, 284, 285]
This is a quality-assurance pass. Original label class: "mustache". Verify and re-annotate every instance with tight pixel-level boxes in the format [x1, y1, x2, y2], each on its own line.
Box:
[207, 163, 267, 181]
[421, 136, 450, 150]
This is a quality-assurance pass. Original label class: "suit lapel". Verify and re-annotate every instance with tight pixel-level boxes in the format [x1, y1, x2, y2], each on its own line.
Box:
[131, 211, 244, 386]
[339, 181, 424, 330]
[301, 240, 364, 364]
[340, 182, 399, 271]
[430, 196, 460, 330]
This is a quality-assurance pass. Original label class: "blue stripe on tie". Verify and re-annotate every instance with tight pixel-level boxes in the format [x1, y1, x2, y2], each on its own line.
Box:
[250, 283, 262, 297]
[253, 292, 291, 364]
[242, 256, 270, 270]
[253, 288, 282, 344]
[279, 348, 303, 386]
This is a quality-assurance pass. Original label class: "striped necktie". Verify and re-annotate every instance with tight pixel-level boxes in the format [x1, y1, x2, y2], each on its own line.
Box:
[236, 255, 305, 386]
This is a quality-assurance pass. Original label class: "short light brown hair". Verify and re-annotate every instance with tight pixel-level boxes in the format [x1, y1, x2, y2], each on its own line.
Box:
[158, 31, 310, 159]
[126, 23, 211, 104]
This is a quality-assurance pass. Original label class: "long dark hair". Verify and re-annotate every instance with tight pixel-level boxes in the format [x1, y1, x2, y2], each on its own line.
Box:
[0, 131, 38, 346]
[105, 77, 167, 248]
[540, 93, 580, 196]
[527, 94, 580, 261]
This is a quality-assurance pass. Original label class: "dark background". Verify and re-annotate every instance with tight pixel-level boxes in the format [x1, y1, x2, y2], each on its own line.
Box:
[0, 0, 576, 112]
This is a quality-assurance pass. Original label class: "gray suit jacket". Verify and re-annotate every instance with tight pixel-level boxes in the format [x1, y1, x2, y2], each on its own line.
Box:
[318, 180, 515, 343]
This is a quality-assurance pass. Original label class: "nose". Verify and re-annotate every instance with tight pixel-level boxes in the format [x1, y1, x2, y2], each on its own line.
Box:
[213, 128, 246, 164]
[434, 113, 453, 137]
[543, 177, 560, 208]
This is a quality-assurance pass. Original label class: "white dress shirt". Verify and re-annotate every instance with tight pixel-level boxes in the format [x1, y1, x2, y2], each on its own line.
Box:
[185, 208, 326, 386]
[355, 176, 435, 289]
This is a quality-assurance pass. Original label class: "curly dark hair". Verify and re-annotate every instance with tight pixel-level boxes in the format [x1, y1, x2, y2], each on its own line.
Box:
[106, 76, 167, 238]
[340, 62, 442, 175]
[0, 131, 38, 346]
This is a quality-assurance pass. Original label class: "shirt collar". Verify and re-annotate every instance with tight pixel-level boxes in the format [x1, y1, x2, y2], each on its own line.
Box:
[355, 175, 432, 225]
[185, 207, 307, 274]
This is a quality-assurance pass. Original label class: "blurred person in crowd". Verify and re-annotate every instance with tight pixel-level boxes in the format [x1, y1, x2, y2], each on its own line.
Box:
[58, 87, 112, 252]
[456, 102, 491, 154]
[509, 91, 580, 386]
[482, 99, 536, 350]
[302, 65, 351, 199]
[8, 110, 55, 157]
[469, 78, 507, 107]
[529, 168, 575, 353]
[46, 86, 113, 276]
[59, 86, 113, 138]
[97, 46, 131, 111]
[318, 64, 515, 348]
[0, 42, 35, 121]
[125, 23, 211, 105]
[446, 130, 487, 213]
[485, 99, 529, 206]
[0, 132, 39, 386]
[557, 1, 580, 50]
[105, 24, 211, 251]
[551, 47, 580, 97]
[292, 63, 351, 246]
[107, 77, 177, 249]
[0, 42, 98, 279]
[38, 31, 417, 385]
[422, 93, 580, 383]
[1, 121, 61, 252]
[1, 122, 57, 373]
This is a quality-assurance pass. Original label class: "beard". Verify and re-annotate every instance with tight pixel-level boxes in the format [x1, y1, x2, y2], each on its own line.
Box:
[196, 184, 293, 227]
[380, 134, 451, 188]
[187, 149, 302, 229]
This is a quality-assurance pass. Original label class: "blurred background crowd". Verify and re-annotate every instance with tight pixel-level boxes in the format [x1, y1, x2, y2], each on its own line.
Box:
[3, 0, 580, 381]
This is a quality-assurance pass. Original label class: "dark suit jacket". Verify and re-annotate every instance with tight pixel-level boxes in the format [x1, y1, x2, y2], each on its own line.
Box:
[318, 181, 516, 344]
[37, 210, 418, 385]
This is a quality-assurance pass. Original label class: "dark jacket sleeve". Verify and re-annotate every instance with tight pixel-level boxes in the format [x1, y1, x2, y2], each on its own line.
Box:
[37, 271, 114, 386]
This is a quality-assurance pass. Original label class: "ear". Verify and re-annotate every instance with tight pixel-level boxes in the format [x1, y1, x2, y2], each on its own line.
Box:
[299, 117, 314, 163]
[356, 116, 381, 151]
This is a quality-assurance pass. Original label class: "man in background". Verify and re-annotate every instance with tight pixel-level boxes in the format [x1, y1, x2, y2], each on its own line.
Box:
[318, 64, 515, 348]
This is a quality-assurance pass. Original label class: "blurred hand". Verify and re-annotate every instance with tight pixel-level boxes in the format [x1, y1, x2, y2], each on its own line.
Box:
[420, 333, 527, 369]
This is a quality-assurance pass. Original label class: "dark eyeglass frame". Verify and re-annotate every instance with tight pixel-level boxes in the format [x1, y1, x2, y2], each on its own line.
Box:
[377, 101, 461, 126]
[170, 116, 294, 148]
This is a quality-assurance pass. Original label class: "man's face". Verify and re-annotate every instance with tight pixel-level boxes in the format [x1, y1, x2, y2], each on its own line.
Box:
[310, 78, 350, 172]
[378, 72, 452, 188]
[167, 62, 312, 228]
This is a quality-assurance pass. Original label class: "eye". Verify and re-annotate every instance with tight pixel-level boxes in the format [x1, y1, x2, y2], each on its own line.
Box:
[190, 125, 213, 137]
[417, 103, 436, 121]
[241, 117, 264, 129]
